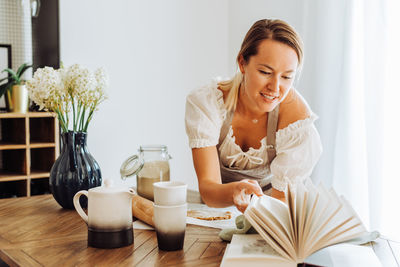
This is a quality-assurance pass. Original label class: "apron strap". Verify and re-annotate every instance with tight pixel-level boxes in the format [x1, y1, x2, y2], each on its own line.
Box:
[266, 105, 279, 165]
[218, 110, 234, 149]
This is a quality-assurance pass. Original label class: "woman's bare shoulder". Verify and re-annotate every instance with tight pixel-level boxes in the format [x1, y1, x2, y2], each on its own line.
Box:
[277, 89, 311, 131]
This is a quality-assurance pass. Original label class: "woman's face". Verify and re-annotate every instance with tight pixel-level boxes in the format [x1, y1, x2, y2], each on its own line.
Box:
[239, 39, 299, 113]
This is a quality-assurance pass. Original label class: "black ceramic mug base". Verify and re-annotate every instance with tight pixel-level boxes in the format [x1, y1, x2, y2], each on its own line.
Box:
[88, 228, 133, 249]
[156, 231, 185, 251]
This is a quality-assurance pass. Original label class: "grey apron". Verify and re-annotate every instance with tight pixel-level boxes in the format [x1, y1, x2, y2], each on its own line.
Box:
[217, 105, 280, 194]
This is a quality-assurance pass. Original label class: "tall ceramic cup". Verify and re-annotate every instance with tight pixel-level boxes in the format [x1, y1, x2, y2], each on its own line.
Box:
[153, 203, 187, 251]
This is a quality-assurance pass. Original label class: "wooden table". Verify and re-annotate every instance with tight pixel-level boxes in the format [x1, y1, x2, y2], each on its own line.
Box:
[0, 195, 399, 267]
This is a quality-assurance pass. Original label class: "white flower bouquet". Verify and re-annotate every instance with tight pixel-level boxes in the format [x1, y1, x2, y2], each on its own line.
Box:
[27, 64, 107, 133]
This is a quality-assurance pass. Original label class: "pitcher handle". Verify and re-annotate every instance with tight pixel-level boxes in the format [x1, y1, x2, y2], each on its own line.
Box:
[120, 154, 144, 179]
[73, 190, 88, 224]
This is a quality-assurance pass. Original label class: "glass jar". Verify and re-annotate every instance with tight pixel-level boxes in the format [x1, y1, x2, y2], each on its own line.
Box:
[120, 145, 171, 201]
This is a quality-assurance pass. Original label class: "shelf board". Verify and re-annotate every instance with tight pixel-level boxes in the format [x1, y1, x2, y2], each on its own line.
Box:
[0, 113, 27, 118]
[30, 171, 50, 179]
[0, 143, 27, 150]
[0, 172, 28, 181]
[29, 142, 56, 149]
[0, 112, 56, 118]
[28, 112, 56, 118]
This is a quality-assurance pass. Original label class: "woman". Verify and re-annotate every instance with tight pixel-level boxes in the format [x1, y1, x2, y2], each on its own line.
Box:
[185, 19, 322, 212]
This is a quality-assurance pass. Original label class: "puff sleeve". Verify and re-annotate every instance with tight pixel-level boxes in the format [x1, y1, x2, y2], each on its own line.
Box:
[270, 114, 323, 191]
[185, 81, 226, 148]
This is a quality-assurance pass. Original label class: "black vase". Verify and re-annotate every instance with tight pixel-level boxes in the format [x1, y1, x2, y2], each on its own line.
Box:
[49, 131, 102, 209]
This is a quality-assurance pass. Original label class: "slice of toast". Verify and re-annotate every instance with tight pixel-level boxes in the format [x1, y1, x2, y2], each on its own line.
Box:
[187, 209, 232, 221]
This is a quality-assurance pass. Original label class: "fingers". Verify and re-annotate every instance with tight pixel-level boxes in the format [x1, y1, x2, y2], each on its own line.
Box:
[232, 180, 264, 213]
[235, 203, 247, 213]
[248, 180, 263, 196]
[241, 179, 263, 196]
[233, 190, 250, 213]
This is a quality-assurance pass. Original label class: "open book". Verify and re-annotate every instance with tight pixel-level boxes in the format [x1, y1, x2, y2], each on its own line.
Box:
[221, 234, 381, 267]
[221, 179, 381, 266]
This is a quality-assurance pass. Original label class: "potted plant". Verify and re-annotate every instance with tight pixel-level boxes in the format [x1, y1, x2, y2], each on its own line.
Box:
[0, 63, 32, 113]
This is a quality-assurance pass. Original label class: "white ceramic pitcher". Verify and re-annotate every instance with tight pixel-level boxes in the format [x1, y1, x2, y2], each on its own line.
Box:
[73, 179, 135, 248]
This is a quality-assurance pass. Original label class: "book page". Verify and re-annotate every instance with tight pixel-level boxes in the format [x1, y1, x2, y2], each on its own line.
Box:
[301, 180, 320, 244]
[287, 184, 297, 246]
[256, 195, 295, 246]
[307, 216, 358, 254]
[320, 221, 365, 249]
[295, 182, 309, 259]
[251, 207, 297, 259]
[305, 196, 365, 255]
[245, 209, 293, 261]
[313, 197, 366, 249]
[340, 196, 366, 232]
[304, 243, 382, 267]
[305, 202, 343, 248]
[314, 196, 364, 242]
[304, 183, 341, 244]
[221, 234, 296, 267]
[227, 234, 285, 259]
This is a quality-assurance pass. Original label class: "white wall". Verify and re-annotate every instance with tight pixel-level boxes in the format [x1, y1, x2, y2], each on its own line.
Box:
[60, 0, 229, 189]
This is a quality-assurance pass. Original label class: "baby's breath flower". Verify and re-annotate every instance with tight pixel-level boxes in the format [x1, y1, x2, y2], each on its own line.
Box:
[27, 64, 108, 133]
[26, 67, 66, 111]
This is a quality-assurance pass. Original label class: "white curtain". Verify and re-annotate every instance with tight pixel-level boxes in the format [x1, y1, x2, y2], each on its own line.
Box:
[304, 0, 400, 239]
[380, 0, 400, 240]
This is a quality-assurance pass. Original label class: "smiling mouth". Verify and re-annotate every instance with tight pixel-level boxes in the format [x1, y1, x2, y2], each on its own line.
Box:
[260, 92, 279, 100]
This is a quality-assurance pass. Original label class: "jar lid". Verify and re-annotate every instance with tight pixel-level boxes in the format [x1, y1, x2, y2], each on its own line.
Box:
[139, 144, 168, 152]
[120, 154, 144, 179]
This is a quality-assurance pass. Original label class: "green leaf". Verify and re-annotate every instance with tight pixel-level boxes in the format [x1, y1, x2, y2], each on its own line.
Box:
[16, 63, 28, 76]
[16, 63, 32, 78]
[1, 69, 19, 84]
[0, 77, 9, 84]
[0, 83, 8, 97]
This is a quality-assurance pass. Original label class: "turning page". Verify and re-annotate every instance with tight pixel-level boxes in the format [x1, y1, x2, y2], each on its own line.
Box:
[256, 195, 295, 245]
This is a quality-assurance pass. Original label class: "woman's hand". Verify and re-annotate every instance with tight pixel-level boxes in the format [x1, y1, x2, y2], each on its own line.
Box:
[271, 187, 287, 204]
[232, 179, 263, 213]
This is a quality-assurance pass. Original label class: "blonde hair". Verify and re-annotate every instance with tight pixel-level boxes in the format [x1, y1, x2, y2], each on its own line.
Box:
[219, 19, 304, 111]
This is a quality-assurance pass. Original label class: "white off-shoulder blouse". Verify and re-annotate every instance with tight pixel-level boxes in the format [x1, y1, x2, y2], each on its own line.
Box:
[185, 79, 323, 191]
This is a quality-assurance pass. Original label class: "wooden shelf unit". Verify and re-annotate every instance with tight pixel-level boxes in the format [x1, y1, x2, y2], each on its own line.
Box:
[0, 112, 59, 198]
